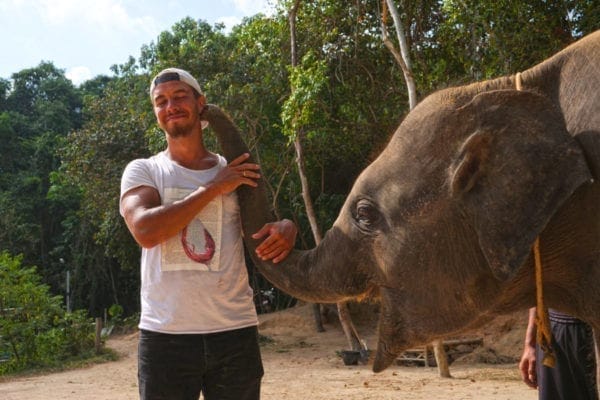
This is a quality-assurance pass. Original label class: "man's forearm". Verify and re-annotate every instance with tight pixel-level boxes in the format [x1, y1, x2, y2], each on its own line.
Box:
[124, 183, 222, 248]
[524, 307, 537, 347]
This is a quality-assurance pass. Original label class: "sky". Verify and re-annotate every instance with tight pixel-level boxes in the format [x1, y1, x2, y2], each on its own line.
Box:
[0, 0, 273, 85]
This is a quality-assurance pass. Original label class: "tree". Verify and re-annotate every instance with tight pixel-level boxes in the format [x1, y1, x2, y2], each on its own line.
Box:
[59, 70, 150, 315]
[0, 63, 82, 295]
[435, 0, 595, 83]
[0, 78, 10, 111]
[284, 0, 378, 353]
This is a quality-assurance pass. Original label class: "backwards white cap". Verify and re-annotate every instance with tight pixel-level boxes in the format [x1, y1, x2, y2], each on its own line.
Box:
[150, 68, 203, 97]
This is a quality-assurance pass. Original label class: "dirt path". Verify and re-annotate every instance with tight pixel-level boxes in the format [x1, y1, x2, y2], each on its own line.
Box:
[0, 305, 537, 399]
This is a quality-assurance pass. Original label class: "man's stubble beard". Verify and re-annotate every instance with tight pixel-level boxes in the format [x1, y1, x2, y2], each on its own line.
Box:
[167, 126, 191, 138]
[165, 111, 202, 138]
[165, 120, 195, 138]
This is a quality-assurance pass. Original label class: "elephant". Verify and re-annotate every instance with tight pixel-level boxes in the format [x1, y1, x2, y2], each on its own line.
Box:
[201, 29, 600, 378]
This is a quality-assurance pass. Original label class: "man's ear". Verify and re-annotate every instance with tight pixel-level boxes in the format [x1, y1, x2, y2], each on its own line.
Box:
[197, 94, 206, 109]
[450, 90, 592, 280]
[198, 96, 208, 128]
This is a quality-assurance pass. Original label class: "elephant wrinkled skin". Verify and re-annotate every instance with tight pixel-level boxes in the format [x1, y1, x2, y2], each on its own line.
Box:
[202, 30, 600, 376]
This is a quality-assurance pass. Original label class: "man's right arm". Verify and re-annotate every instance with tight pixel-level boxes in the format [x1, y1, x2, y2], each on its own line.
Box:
[121, 153, 261, 249]
[121, 183, 222, 248]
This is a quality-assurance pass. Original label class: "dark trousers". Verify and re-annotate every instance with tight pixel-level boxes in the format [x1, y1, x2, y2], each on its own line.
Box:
[138, 326, 264, 400]
[537, 314, 597, 400]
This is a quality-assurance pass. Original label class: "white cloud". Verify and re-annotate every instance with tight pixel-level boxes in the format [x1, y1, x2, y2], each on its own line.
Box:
[36, 0, 77, 24]
[0, 0, 277, 80]
[232, 0, 272, 16]
[65, 66, 93, 85]
[34, 0, 158, 36]
[0, 0, 25, 12]
[217, 0, 273, 30]
[217, 15, 242, 30]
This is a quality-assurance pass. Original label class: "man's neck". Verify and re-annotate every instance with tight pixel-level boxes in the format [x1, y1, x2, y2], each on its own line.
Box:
[165, 133, 217, 170]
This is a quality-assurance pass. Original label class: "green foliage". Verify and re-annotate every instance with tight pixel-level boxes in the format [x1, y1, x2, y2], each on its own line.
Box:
[62, 76, 150, 236]
[103, 304, 137, 336]
[0, 252, 96, 374]
[282, 51, 329, 140]
[50, 58, 147, 316]
[0, 62, 83, 297]
[108, 304, 124, 320]
[435, 0, 592, 82]
[140, 17, 232, 87]
[292, 0, 406, 184]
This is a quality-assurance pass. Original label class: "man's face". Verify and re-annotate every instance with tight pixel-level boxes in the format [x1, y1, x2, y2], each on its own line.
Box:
[152, 80, 204, 138]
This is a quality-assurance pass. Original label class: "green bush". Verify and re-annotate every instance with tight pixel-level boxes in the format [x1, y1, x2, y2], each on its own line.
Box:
[0, 252, 97, 374]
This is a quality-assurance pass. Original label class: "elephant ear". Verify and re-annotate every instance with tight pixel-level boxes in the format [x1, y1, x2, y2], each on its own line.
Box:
[450, 90, 592, 281]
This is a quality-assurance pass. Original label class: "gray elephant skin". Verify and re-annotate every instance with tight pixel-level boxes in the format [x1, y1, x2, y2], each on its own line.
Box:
[202, 30, 600, 375]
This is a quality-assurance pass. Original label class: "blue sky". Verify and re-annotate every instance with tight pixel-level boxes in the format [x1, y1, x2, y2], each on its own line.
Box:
[0, 0, 273, 85]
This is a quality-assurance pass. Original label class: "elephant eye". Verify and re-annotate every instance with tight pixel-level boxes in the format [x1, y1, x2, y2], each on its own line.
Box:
[354, 200, 381, 232]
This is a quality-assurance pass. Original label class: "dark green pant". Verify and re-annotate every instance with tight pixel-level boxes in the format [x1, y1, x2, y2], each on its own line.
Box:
[537, 311, 597, 400]
[138, 326, 264, 400]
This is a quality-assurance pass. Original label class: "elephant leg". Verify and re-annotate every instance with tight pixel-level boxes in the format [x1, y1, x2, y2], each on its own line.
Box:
[337, 301, 363, 351]
[312, 303, 325, 332]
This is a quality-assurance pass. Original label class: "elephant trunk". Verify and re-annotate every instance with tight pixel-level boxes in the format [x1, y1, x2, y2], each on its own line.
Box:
[202, 105, 370, 303]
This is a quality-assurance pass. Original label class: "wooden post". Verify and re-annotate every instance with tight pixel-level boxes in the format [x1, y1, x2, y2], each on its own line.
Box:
[95, 317, 103, 354]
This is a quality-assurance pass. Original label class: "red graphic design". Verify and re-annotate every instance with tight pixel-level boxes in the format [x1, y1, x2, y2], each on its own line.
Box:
[181, 225, 215, 263]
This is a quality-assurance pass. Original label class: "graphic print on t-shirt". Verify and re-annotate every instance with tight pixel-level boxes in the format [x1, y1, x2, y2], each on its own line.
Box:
[161, 188, 222, 271]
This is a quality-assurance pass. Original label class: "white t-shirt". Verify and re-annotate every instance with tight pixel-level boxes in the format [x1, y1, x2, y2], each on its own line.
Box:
[120, 151, 258, 334]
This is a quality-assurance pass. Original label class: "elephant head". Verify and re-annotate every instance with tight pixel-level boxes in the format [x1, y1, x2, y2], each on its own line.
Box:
[201, 86, 592, 371]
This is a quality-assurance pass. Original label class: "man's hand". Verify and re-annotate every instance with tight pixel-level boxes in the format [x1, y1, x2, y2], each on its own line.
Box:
[212, 153, 261, 195]
[519, 344, 538, 389]
[252, 219, 297, 263]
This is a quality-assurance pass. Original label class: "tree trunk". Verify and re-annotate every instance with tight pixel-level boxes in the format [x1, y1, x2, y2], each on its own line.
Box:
[381, 0, 417, 110]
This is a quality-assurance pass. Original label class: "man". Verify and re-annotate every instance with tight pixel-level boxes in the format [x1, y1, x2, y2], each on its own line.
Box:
[120, 67, 297, 400]
[519, 307, 597, 400]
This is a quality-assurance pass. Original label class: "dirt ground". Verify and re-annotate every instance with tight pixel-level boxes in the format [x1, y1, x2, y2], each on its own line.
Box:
[0, 303, 538, 400]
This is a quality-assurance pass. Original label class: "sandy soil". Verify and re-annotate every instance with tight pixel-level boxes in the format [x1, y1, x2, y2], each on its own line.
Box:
[0, 304, 537, 400]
